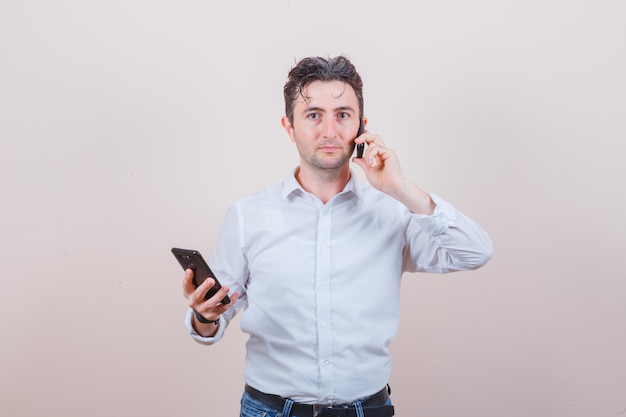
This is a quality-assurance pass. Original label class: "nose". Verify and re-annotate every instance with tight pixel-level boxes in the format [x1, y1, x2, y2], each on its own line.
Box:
[321, 118, 338, 138]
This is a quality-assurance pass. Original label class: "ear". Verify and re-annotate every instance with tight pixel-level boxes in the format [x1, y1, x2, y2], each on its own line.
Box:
[281, 116, 296, 143]
[362, 116, 368, 128]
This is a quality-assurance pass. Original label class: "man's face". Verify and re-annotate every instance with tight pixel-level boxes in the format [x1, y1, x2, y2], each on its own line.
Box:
[282, 80, 361, 172]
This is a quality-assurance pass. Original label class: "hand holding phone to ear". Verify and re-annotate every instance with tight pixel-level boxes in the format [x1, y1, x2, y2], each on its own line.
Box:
[352, 134, 435, 216]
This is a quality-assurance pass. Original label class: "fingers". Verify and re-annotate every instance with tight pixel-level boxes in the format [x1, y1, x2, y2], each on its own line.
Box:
[354, 133, 388, 168]
[200, 290, 241, 318]
[192, 290, 239, 323]
[184, 271, 239, 321]
[182, 268, 196, 297]
[355, 132, 385, 150]
[183, 270, 223, 302]
[187, 276, 217, 305]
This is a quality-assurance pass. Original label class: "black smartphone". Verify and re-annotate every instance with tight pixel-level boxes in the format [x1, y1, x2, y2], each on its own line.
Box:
[356, 118, 365, 158]
[171, 247, 231, 304]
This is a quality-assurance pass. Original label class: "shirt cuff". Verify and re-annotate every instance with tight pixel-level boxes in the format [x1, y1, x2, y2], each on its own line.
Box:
[412, 193, 457, 236]
[185, 308, 226, 345]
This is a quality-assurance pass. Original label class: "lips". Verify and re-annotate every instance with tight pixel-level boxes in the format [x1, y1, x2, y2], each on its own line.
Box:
[318, 142, 342, 152]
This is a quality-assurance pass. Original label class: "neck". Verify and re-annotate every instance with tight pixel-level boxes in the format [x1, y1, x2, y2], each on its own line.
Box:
[295, 166, 351, 204]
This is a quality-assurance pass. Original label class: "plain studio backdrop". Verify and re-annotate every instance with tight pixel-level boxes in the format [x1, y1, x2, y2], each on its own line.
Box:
[1, 1, 625, 416]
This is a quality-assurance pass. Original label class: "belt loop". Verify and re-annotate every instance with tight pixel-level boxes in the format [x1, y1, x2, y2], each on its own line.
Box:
[281, 398, 294, 417]
[353, 400, 365, 417]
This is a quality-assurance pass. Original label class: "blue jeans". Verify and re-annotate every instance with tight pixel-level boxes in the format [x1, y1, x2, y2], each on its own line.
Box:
[239, 391, 393, 417]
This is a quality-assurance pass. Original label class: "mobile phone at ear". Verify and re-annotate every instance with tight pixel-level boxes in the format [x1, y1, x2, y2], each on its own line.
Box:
[171, 247, 231, 304]
[356, 118, 365, 158]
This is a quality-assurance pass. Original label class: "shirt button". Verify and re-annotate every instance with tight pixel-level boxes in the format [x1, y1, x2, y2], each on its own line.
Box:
[323, 360, 330, 366]
[320, 283, 326, 289]
[320, 244, 327, 251]
[321, 321, 328, 327]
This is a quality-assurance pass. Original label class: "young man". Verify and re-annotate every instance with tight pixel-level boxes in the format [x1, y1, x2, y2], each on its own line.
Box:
[182, 56, 493, 417]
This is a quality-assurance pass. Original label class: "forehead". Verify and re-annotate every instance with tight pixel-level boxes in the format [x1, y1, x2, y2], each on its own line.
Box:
[295, 80, 358, 110]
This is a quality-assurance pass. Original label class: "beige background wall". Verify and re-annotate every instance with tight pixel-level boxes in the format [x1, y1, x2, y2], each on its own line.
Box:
[1, 1, 625, 416]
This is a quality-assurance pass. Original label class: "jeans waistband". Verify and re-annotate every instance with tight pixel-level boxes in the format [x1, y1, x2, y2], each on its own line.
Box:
[244, 384, 394, 417]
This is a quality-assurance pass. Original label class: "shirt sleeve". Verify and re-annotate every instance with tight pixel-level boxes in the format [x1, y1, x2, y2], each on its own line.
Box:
[185, 203, 249, 345]
[403, 193, 494, 273]
[185, 309, 228, 345]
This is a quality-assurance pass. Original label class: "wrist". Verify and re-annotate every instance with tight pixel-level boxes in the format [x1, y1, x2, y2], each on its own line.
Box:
[392, 180, 434, 215]
[193, 309, 220, 325]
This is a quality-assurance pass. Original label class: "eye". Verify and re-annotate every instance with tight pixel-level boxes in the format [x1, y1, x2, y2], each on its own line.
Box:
[307, 113, 320, 120]
[337, 112, 349, 120]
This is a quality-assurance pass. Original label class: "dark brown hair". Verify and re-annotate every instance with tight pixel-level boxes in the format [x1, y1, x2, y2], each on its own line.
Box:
[283, 56, 364, 124]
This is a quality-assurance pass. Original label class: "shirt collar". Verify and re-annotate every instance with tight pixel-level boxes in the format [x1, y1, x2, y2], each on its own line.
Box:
[281, 167, 365, 201]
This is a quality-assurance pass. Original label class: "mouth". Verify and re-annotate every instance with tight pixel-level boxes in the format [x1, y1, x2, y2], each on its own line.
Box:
[318, 143, 342, 153]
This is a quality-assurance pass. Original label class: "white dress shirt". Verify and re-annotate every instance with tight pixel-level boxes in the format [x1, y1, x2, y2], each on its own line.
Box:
[186, 170, 493, 404]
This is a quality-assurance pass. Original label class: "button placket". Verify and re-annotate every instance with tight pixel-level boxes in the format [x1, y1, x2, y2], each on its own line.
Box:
[315, 203, 334, 397]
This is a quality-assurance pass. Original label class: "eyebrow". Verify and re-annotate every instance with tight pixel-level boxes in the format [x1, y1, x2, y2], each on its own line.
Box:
[304, 105, 356, 114]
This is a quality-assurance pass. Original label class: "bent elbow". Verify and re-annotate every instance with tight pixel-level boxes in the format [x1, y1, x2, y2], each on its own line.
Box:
[470, 236, 494, 270]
